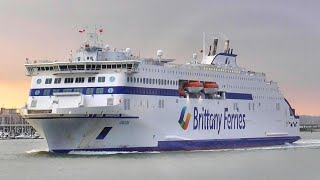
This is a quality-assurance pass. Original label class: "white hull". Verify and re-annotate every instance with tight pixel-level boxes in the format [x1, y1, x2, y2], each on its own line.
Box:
[25, 96, 300, 153]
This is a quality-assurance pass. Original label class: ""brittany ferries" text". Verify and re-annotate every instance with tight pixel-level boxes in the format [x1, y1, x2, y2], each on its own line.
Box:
[193, 107, 246, 134]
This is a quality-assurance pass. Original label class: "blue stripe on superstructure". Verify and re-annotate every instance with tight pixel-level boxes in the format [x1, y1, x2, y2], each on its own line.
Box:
[30, 86, 253, 100]
[225, 92, 253, 100]
[30, 86, 179, 97]
[51, 136, 300, 154]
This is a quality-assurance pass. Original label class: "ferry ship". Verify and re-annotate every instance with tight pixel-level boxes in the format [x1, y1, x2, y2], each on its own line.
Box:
[22, 29, 300, 153]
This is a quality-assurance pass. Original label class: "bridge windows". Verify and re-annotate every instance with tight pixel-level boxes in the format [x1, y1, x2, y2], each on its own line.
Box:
[88, 77, 95, 83]
[54, 78, 61, 84]
[98, 77, 105, 83]
[45, 78, 52, 84]
[64, 78, 74, 83]
[75, 77, 85, 83]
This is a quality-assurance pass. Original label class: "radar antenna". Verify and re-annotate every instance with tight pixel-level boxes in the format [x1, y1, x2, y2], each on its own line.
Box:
[79, 26, 104, 48]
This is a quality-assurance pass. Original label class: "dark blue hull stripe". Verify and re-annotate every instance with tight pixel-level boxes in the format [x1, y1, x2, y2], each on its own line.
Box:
[51, 136, 300, 154]
[29, 86, 253, 100]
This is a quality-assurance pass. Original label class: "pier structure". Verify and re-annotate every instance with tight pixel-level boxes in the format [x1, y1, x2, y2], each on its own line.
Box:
[300, 116, 320, 132]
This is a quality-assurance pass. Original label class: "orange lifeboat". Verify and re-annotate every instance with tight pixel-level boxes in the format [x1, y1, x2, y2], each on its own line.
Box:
[185, 81, 204, 93]
[178, 88, 186, 97]
[204, 82, 219, 94]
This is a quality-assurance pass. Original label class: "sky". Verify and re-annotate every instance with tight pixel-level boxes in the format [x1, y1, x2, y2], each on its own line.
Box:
[0, 0, 319, 115]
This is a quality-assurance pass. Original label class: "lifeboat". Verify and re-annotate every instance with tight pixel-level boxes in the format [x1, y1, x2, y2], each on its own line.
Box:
[204, 82, 219, 94]
[185, 81, 204, 93]
[178, 88, 186, 97]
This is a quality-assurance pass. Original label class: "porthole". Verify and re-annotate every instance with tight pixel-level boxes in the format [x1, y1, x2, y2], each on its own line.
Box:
[107, 88, 114, 94]
[109, 76, 115, 82]
[35, 90, 40, 95]
[36, 79, 42, 84]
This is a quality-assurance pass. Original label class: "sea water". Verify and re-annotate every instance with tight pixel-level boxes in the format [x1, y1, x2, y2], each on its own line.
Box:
[0, 132, 319, 180]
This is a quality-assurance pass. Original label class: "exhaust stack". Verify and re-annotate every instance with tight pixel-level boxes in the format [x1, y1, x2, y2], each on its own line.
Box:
[212, 39, 218, 55]
[224, 40, 230, 53]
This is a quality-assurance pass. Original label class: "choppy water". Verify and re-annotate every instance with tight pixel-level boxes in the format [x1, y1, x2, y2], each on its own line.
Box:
[0, 132, 319, 180]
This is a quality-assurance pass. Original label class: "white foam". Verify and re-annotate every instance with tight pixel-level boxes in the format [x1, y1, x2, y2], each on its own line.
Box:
[26, 148, 49, 154]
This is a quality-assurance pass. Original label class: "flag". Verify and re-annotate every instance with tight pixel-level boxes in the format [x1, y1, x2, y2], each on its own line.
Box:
[79, 29, 85, 33]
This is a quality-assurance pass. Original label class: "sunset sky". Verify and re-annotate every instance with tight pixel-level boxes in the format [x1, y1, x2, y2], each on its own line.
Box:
[0, 0, 319, 115]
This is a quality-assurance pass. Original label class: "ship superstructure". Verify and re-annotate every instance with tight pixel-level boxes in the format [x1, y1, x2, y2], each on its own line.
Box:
[22, 29, 300, 153]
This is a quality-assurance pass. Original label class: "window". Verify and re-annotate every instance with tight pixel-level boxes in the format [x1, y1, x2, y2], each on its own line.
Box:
[43, 89, 51, 96]
[86, 88, 94, 95]
[63, 89, 72, 93]
[75, 77, 85, 83]
[158, 100, 165, 108]
[52, 89, 60, 94]
[98, 77, 105, 83]
[88, 77, 95, 83]
[107, 98, 114, 106]
[96, 88, 104, 94]
[54, 78, 61, 84]
[73, 88, 83, 93]
[64, 78, 74, 83]
[77, 65, 85, 70]
[45, 78, 52, 84]
[124, 99, 130, 110]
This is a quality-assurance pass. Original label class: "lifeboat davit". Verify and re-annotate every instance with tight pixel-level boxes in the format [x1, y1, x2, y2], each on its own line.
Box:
[185, 81, 204, 93]
[204, 82, 219, 94]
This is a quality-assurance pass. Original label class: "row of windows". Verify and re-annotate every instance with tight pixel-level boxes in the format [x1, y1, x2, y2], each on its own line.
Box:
[30, 63, 134, 72]
[127, 77, 178, 86]
[141, 67, 264, 82]
[224, 84, 278, 92]
[40, 76, 114, 85]
[253, 96, 283, 100]
[38, 88, 107, 96]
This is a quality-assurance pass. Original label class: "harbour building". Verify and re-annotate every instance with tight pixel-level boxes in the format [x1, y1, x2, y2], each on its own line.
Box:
[0, 108, 36, 138]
